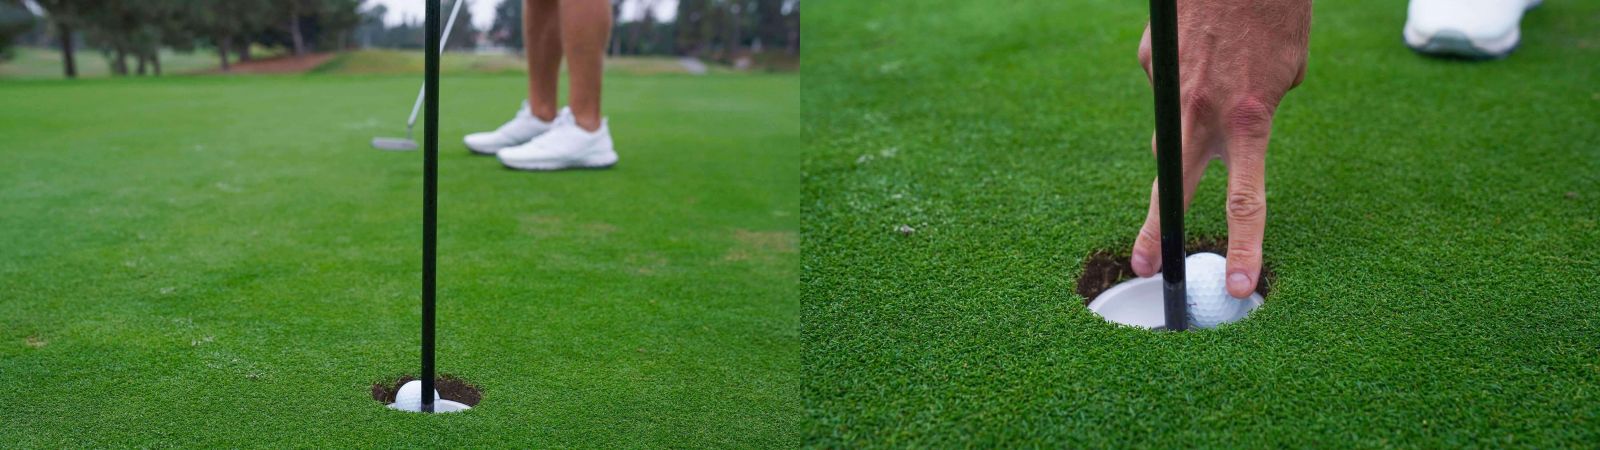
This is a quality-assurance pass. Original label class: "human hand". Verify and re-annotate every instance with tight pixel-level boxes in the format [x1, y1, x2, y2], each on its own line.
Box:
[1131, 0, 1312, 297]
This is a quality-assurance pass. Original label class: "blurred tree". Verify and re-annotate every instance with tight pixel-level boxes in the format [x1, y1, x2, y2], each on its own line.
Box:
[286, 0, 308, 55]
[354, 3, 386, 49]
[618, 0, 658, 55]
[0, 0, 35, 61]
[723, 0, 745, 60]
[250, 0, 360, 55]
[675, 0, 713, 56]
[232, 0, 278, 62]
[443, 0, 475, 51]
[784, 0, 798, 54]
[32, 0, 88, 77]
[317, 0, 362, 50]
[139, 0, 185, 75]
[77, 0, 188, 77]
[187, 0, 263, 72]
[754, 0, 796, 55]
[373, 18, 425, 49]
[356, 0, 473, 51]
[671, 0, 795, 63]
[488, 0, 521, 50]
[26, 0, 365, 77]
[415, 0, 800, 61]
[77, 1, 142, 76]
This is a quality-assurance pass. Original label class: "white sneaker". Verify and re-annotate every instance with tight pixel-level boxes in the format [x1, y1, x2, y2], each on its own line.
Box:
[463, 102, 565, 155]
[497, 114, 618, 171]
[1404, 0, 1540, 59]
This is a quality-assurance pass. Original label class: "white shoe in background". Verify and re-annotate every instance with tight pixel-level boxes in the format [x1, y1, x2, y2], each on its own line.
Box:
[1404, 0, 1541, 59]
[497, 114, 618, 171]
[463, 102, 566, 155]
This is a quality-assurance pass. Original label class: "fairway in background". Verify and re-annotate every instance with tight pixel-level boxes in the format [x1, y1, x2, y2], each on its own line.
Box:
[0, 46, 238, 78]
[0, 48, 743, 79]
[309, 50, 742, 76]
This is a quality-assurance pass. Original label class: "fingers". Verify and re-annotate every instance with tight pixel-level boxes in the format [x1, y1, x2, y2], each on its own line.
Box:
[1138, 25, 1153, 85]
[1222, 98, 1275, 298]
[1291, 57, 1308, 89]
[1132, 129, 1210, 278]
[1131, 180, 1164, 277]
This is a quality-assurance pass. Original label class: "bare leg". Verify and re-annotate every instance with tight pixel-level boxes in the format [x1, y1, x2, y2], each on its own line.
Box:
[524, 0, 563, 122]
[559, 0, 611, 131]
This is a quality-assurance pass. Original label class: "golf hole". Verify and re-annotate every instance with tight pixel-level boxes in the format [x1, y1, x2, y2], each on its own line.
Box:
[372, 375, 483, 408]
[1077, 239, 1274, 329]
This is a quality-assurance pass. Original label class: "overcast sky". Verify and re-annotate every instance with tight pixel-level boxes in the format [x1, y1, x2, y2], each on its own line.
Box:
[365, 0, 679, 29]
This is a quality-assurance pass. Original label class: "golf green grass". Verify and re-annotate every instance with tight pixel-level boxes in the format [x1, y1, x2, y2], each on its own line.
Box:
[0, 72, 798, 447]
[803, 0, 1598, 446]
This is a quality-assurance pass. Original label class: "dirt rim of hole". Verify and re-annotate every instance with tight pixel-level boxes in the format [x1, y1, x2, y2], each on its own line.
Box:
[1076, 238, 1275, 305]
[371, 375, 483, 407]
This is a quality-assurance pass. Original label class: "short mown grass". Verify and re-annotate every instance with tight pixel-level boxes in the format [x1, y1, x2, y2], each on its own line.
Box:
[310, 49, 731, 76]
[0, 71, 798, 447]
[803, 0, 1599, 446]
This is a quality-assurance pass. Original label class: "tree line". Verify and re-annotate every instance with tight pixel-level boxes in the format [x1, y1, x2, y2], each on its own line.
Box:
[4, 0, 362, 77]
[352, 3, 477, 51]
[361, 0, 798, 64]
[486, 0, 798, 62]
[0, 0, 799, 78]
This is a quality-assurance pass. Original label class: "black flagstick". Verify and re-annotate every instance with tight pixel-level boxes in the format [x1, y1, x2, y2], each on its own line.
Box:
[1149, 0, 1187, 331]
[421, 0, 441, 411]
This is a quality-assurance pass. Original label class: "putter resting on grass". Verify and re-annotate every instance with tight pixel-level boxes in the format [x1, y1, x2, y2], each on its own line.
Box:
[370, 0, 465, 152]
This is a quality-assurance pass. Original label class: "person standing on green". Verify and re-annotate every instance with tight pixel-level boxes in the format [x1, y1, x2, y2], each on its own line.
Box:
[464, 0, 618, 171]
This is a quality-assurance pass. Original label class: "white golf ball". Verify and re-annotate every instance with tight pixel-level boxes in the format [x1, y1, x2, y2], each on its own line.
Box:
[1184, 252, 1247, 329]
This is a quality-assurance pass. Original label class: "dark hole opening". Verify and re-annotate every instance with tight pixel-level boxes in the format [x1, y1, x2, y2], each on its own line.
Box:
[371, 374, 483, 407]
[1076, 238, 1275, 305]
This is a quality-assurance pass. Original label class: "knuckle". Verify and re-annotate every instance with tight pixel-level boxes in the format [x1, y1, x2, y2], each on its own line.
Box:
[1226, 245, 1259, 266]
[1226, 190, 1266, 219]
[1226, 150, 1265, 171]
[1137, 226, 1162, 246]
[1181, 89, 1210, 117]
[1225, 96, 1276, 134]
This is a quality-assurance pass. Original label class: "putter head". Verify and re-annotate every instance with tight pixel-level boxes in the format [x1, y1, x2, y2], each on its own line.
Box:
[371, 137, 418, 151]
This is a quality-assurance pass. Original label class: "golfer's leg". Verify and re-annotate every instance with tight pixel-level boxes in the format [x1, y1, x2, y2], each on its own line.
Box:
[463, 1, 562, 154]
[559, 0, 610, 132]
[524, 0, 563, 122]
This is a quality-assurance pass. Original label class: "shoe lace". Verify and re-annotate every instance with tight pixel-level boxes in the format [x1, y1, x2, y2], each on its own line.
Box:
[501, 107, 570, 135]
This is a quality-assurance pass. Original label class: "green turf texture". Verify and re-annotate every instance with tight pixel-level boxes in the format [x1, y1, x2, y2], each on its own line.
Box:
[803, 0, 1598, 447]
[0, 72, 798, 447]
